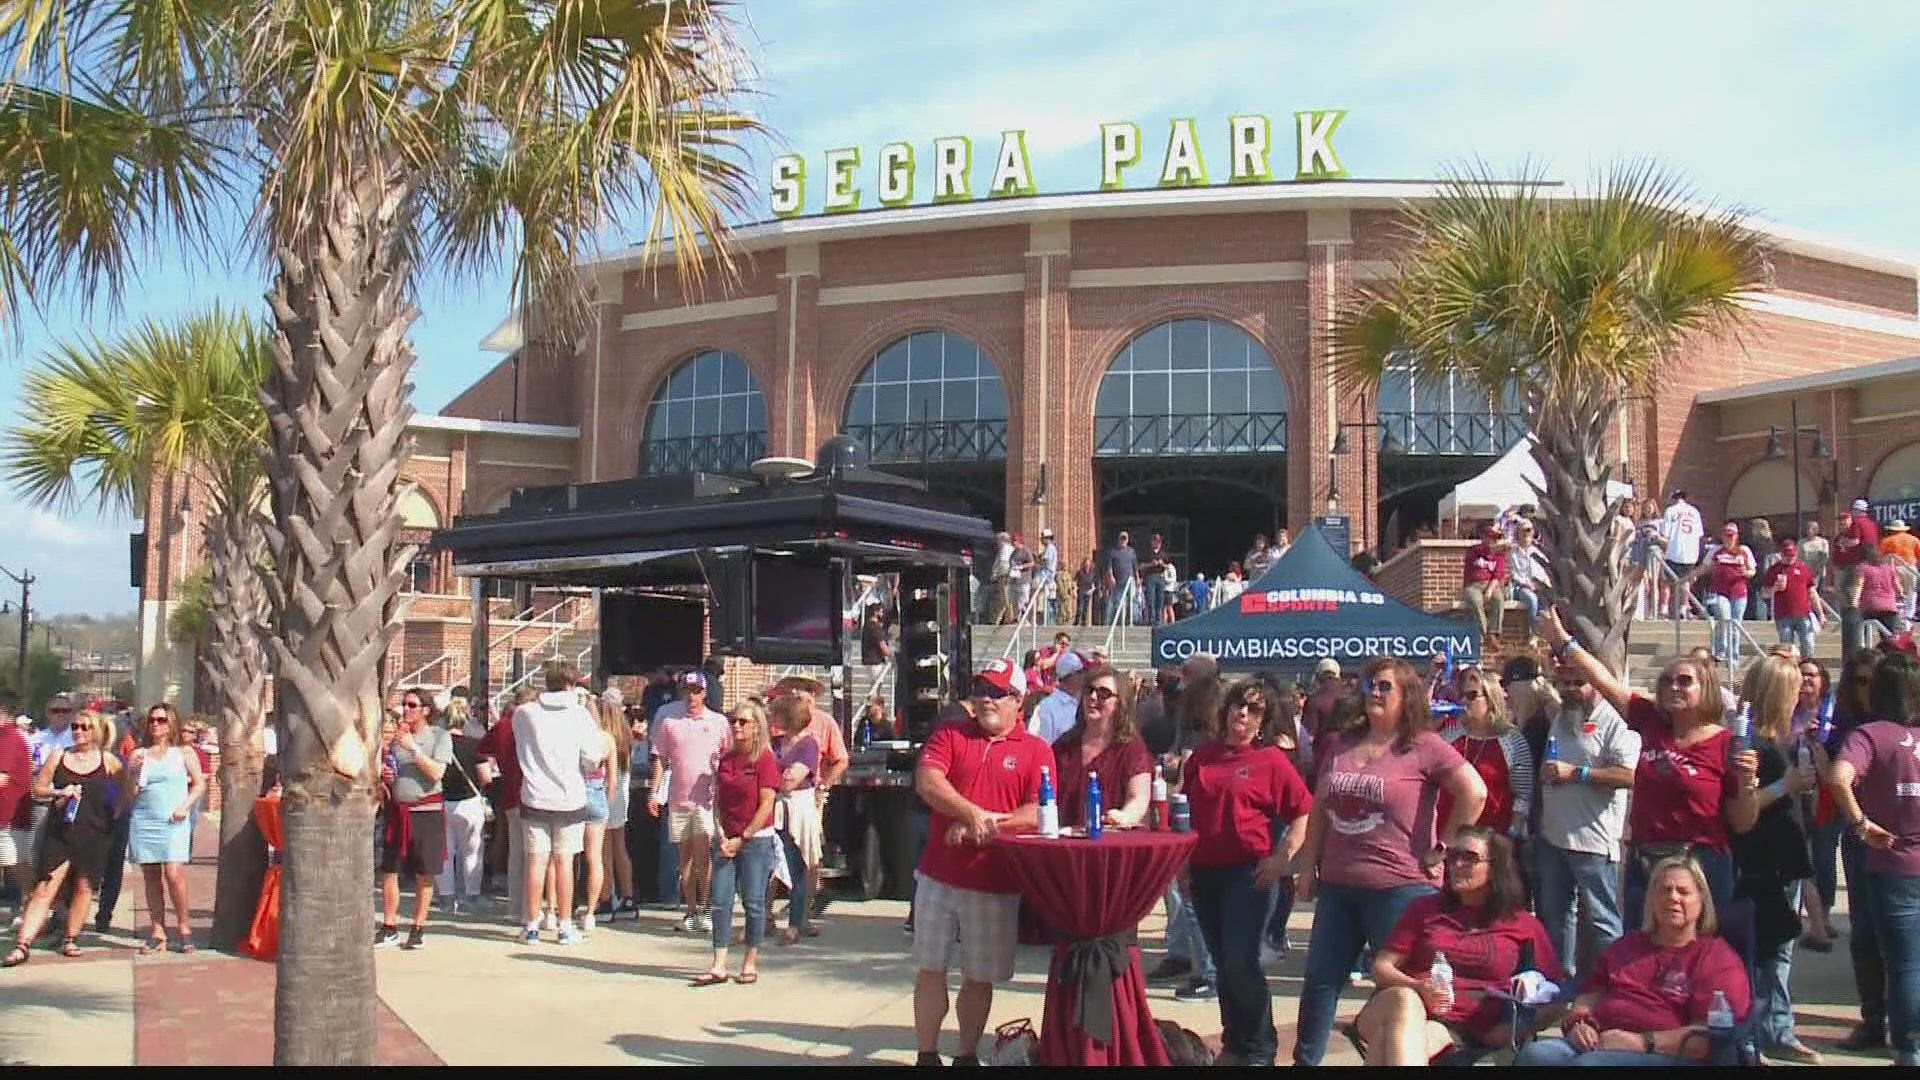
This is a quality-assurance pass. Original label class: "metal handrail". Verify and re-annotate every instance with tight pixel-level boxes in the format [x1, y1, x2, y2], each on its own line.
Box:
[1657, 559, 1766, 660]
[1101, 576, 1138, 658]
[489, 595, 576, 652]
[395, 651, 459, 689]
[999, 574, 1047, 660]
[490, 601, 594, 711]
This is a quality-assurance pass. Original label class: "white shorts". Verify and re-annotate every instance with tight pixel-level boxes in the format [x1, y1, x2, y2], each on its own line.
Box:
[607, 772, 631, 830]
[669, 807, 714, 845]
[0, 827, 28, 868]
[520, 808, 586, 857]
[911, 875, 1021, 984]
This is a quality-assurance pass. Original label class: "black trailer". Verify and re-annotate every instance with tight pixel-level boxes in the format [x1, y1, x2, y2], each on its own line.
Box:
[432, 446, 989, 901]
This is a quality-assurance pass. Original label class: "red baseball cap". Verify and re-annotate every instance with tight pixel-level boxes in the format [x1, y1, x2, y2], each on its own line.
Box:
[971, 658, 1028, 698]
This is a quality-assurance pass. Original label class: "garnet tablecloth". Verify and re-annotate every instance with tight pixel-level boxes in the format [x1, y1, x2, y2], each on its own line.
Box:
[239, 794, 283, 961]
[996, 830, 1196, 1067]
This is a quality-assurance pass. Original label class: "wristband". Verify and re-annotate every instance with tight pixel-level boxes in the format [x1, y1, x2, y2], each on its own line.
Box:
[1764, 779, 1787, 801]
[1578, 765, 1590, 783]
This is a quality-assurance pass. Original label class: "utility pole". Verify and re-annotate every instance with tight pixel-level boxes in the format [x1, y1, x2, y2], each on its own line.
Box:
[0, 565, 31, 693]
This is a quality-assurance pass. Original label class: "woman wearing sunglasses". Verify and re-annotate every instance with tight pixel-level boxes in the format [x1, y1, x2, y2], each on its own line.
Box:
[1051, 663, 1153, 831]
[694, 699, 779, 987]
[1291, 658, 1487, 1066]
[1792, 658, 1840, 953]
[1351, 826, 1562, 1064]
[1180, 678, 1313, 1066]
[127, 703, 205, 954]
[1537, 608, 1760, 918]
[1434, 666, 1534, 846]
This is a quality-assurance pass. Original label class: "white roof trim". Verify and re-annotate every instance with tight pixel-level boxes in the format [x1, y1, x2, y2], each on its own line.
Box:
[1745, 293, 1920, 341]
[584, 180, 1920, 281]
[1696, 353, 1920, 404]
[408, 415, 579, 440]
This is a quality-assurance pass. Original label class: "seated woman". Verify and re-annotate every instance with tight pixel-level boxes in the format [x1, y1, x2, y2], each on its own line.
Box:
[1515, 854, 1752, 1066]
[1351, 826, 1562, 1064]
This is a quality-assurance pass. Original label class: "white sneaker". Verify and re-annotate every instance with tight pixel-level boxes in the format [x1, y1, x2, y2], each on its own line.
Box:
[676, 912, 699, 933]
[556, 923, 581, 946]
[581, 912, 595, 936]
[694, 912, 712, 934]
[541, 912, 558, 932]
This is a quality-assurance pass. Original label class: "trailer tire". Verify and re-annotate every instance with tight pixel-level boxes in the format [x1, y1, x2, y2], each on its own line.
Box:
[859, 820, 886, 901]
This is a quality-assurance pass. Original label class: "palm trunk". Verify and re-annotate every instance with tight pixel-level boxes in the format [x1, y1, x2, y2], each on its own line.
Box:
[205, 490, 272, 952]
[1531, 389, 1633, 674]
[261, 167, 417, 1067]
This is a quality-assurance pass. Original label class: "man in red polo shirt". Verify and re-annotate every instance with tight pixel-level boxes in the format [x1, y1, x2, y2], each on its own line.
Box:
[1461, 523, 1511, 642]
[1762, 537, 1819, 661]
[911, 658, 1055, 1068]
[476, 703, 529, 924]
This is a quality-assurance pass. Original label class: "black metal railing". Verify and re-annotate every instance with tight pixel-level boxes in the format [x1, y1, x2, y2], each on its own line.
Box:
[1376, 411, 1527, 457]
[1093, 412, 1288, 457]
[844, 419, 1009, 464]
[641, 431, 768, 475]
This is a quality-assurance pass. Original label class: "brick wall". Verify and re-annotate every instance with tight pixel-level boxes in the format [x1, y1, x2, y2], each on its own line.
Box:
[1374, 539, 1474, 613]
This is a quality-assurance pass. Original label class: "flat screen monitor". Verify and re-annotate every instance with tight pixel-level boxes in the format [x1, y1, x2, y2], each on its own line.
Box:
[600, 592, 704, 674]
[750, 556, 839, 663]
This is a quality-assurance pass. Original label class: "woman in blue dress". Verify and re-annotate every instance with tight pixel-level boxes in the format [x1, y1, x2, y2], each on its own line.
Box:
[128, 703, 205, 953]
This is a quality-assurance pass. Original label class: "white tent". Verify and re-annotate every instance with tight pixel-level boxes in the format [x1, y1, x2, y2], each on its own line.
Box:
[1438, 434, 1635, 525]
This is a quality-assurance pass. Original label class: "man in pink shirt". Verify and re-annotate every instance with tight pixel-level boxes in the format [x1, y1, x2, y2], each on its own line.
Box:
[649, 671, 729, 934]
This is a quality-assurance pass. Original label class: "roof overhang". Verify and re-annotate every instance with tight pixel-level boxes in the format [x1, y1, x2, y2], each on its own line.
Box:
[407, 414, 579, 440]
[1696, 353, 1920, 405]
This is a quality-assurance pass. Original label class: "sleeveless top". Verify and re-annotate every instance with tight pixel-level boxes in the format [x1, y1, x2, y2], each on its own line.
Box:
[133, 747, 189, 823]
[52, 753, 116, 835]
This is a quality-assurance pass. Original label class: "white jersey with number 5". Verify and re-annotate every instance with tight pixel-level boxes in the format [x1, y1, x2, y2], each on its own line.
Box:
[1662, 501, 1704, 564]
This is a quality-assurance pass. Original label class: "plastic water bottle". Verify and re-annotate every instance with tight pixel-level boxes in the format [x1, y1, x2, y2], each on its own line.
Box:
[1150, 772, 1169, 831]
[1086, 773, 1104, 840]
[1037, 766, 1060, 838]
[1706, 989, 1735, 1064]
[63, 790, 80, 825]
[1429, 951, 1455, 1014]
[1170, 793, 1191, 834]
[1797, 741, 1813, 771]
[1544, 735, 1559, 764]
[1731, 703, 1752, 757]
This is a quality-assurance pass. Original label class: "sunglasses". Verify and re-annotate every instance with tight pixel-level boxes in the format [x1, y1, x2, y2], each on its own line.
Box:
[1233, 698, 1269, 714]
[48, 707, 72, 715]
[1365, 678, 1397, 696]
[970, 682, 1016, 701]
[147, 715, 171, 725]
[403, 702, 426, 711]
[1445, 849, 1489, 866]
[1658, 673, 1698, 689]
[1084, 686, 1120, 702]
[728, 718, 754, 727]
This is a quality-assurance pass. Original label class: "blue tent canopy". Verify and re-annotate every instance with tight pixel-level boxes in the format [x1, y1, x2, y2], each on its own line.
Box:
[1150, 525, 1480, 674]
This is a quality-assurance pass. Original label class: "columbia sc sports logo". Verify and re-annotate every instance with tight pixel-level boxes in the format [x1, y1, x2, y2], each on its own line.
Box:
[1240, 587, 1387, 615]
[1002, 755, 1018, 771]
[1234, 765, 1252, 781]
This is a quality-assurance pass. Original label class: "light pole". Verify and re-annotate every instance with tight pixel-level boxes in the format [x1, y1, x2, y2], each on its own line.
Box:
[0, 564, 32, 692]
[1764, 400, 1832, 543]
[1333, 408, 1403, 556]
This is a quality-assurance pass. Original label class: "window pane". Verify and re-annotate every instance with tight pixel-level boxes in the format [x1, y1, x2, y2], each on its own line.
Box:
[645, 403, 670, 440]
[943, 378, 977, 420]
[747, 393, 766, 431]
[1132, 323, 1172, 371]
[1095, 376, 1129, 416]
[721, 355, 749, 393]
[875, 383, 908, 421]
[1171, 372, 1208, 416]
[722, 395, 749, 433]
[694, 351, 723, 395]
[668, 361, 696, 397]
[1247, 370, 1287, 412]
[908, 333, 943, 382]
[695, 397, 721, 435]
[908, 381, 941, 422]
[1212, 370, 1247, 412]
[1169, 320, 1209, 371]
[944, 339, 979, 379]
[845, 385, 873, 426]
[670, 400, 693, 439]
[977, 379, 1007, 420]
[1211, 323, 1254, 369]
[875, 339, 910, 383]
[1135, 373, 1170, 415]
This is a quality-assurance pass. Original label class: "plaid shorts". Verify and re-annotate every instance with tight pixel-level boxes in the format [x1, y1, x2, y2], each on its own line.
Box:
[0, 827, 28, 868]
[911, 874, 1021, 984]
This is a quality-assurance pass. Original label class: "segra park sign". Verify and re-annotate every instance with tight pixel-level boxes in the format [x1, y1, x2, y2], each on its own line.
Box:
[770, 111, 1349, 218]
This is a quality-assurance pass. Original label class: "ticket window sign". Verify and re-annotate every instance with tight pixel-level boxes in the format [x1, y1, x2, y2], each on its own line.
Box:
[1316, 514, 1352, 557]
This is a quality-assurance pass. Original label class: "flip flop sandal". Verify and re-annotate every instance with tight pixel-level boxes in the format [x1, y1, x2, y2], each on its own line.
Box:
[689, 972, 729, 987]
[140, 937, 168, 956]
[59, 938, 82, 958]
[2, 944, 28, 968]
[734, 972, 759, 985]
[173, 941, 196, 955]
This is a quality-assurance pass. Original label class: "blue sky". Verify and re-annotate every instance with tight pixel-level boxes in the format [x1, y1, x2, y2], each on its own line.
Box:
[4, 0, 1918, 614]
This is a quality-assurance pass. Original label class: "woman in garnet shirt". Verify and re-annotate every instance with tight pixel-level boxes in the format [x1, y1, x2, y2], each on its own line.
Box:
[1353, 826, 1562, 1064]
[1292, 658, 1487, 1066]
[1516, 855, 1752, 1066]
[1182, 677, 1313, 1066]
[693, 700, 780, 988]
[1051, 663, 1153, 830]
[1537, 608, 1760, 915]
[1435, 665, 1534, 843]
[1703, 522, 1757, 665]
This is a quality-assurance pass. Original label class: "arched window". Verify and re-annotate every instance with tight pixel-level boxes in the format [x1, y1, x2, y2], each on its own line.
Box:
[641, 350, 767, 474]
[1094, 318, 1287, 455]
[843, 331, 1008, 463]
[1870, 443, 1920, 506]
[1376, 359, 1525, 456]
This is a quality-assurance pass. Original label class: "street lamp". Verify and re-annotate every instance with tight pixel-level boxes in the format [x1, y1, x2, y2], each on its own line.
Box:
[1763, 399, 1832, 544]
[1333, 410, 1403, 554]
[0, 564, 32, 692]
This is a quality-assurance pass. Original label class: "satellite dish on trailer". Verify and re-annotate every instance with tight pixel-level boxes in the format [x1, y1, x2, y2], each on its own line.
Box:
[750, 456, 813, 483]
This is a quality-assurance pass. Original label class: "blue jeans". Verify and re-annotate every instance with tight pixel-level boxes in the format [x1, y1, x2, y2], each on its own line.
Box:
[1293, 881, 1436, 1066]
[1144, 575, 1167, 623]
[778, 830, 809, 932]
[1808, 817, 1842, 910]
[1775, 616, 1816, 660]
[1511, 585, 1541, 622]
[1263, 820, 1295, 948]
[1535, 843, 1625, 981]
[1705, 594, 1741, 663]
[1625, 845, 1735, 922]
[1843, 832, 1886, 1028]
[1514, 1038, 1694, 1067]
[1753, 879, 1802, 1052]
[1164, 881, 1216, 980]
[1867, 871, 1920, 1065]
[1192, 862, 1277, 1062]
[709, 834, 777, 951]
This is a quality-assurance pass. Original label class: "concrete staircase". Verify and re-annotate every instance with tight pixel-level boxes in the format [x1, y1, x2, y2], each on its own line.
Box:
[1623, 616, 1841, 691]
[969, 622, 1155, 675]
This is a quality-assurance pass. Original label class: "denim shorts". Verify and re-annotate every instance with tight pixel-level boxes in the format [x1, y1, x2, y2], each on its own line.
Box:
[583, 779, 610, 824]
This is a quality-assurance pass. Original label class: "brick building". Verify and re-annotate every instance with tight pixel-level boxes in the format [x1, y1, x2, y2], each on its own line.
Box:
[133, 181, 1920, 705]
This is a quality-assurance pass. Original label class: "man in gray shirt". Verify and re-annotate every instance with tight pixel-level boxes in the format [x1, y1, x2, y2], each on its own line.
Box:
[1534, 660, 1640, 978]
[379, 687, 454, 950]
[1105, 531, 1138, 625]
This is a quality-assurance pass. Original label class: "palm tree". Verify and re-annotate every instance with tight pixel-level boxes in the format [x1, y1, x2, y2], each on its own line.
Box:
[3, 307, 275, 952]
[1332, 162, 1770, 672]
[0, 1, 760, 1063]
